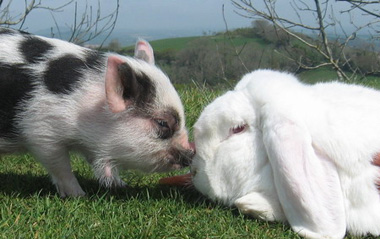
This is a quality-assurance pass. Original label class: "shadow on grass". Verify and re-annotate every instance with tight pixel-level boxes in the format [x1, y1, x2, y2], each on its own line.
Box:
[0, 171, 210, 206]
[0, 172, 295, 237]
[0, 172, 55, 197]
[0, 169, 247, 215]
[0, 154, 211, 207]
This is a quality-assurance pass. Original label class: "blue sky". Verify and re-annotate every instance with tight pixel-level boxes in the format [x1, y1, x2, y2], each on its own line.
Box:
[18, 0, 252, 33]
[5, 0, 378, 42]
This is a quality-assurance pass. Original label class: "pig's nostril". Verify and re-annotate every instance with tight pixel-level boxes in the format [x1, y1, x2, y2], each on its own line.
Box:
[170, 146, 194, 168]
[181, 156, 192, 167]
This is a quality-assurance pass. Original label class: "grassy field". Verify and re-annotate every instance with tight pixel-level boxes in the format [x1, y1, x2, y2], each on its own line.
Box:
[3, 28, 380, 237]
[2, 80, 380, 239]
[3, 29, 380, 237]
[0, 154, 300, 239]
[0, 86, 302, 239]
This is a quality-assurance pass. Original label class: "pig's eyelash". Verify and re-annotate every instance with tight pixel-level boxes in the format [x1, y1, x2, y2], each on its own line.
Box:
[155, 119, 169, 128]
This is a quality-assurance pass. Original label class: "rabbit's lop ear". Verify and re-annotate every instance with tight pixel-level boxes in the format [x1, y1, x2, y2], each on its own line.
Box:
[262, 110, 346, 239]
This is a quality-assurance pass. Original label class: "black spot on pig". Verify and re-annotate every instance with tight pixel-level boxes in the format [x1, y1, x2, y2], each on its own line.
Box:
[20, 37, 54, 63]
[0, 63, 35, 137]
[43, 54, 86, 94]
[0, 28, 29, 36]
[118, 62, 156, 109]
[85, 50, 106, 72]
[0, 28, 15, 35]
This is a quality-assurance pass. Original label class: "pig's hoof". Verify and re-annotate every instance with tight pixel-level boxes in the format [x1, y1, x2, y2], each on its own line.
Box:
[57, 186, 86, 198]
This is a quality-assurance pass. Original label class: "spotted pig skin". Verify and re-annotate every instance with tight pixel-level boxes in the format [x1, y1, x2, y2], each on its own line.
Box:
[0, 28, 193, 197]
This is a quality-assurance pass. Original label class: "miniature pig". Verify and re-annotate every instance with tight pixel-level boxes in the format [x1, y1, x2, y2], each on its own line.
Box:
[191, 70, 380, 239]
[0, 28, 194, 197]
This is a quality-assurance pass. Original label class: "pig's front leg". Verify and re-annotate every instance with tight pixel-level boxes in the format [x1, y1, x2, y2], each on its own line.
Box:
[92, 159, 126, 188]
[32, 147, 85, 197]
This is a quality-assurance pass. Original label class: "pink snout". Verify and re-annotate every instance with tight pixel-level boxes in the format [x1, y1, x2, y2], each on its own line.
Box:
[177, 142, 195, 167]
[170, 131, 196, 168]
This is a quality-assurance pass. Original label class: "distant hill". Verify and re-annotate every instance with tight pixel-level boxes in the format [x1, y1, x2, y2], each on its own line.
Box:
[34, 27, 207, 46]
[122, 33, 268, 53]
[114, 27, 380, 86]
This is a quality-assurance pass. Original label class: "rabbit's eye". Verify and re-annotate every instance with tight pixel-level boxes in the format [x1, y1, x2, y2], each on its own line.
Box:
[231, 124, 247, 134]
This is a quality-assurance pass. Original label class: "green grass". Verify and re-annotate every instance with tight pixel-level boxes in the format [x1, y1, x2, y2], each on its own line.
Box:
[298, 68, 340, 84]
[0, 86, 300, 239]
[1, 85, 379, 239]
[298, 68, 380, 89]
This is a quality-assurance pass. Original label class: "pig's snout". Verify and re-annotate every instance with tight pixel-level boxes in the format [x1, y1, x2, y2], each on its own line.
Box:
[180, 147, 195, 167]
[169, 145, 195, 169]
[181, 142, 196, 167]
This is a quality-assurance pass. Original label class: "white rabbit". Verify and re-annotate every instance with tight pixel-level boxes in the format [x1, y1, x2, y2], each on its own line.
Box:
[191, 69, 380, 239]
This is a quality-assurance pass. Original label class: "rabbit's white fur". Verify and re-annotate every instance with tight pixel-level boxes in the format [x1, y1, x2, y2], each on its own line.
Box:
[192, 69, 380, 239]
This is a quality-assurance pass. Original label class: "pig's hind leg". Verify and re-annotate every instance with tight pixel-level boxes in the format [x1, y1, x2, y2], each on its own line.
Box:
[31, 146, 85, 197]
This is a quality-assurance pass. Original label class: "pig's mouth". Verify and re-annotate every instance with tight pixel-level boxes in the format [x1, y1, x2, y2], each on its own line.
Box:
[158, 143, 196, 186]
[152, 144, 195, 172]
[166, 142, 195, 169]
[166, 148, 194, 170]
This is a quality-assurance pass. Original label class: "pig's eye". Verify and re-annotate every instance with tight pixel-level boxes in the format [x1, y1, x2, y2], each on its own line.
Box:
[155, 119, 172, 139]
[156, 119, 169, 128]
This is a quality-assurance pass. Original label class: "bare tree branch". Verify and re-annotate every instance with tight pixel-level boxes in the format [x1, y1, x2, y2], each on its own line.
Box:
[222, 4, 250, 73]
[62, 0, 119, 46]
[337, 0, 380, 18]
[232, 0, 380, 81]
[0, 0, 120, 45]
[0, 0, 72, 28]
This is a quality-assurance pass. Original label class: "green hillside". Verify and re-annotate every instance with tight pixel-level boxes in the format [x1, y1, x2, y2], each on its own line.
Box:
[122, 33, 268, 52]
[121, 36, 200, 53]
[148, 36, 200, 51]
[116, 27, 380, 87]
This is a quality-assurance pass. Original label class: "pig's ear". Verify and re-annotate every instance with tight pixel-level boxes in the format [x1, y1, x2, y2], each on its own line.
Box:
[105, 55, 155, 113]
[105, 55, 128, 113]
[134, 39, 155, 65]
